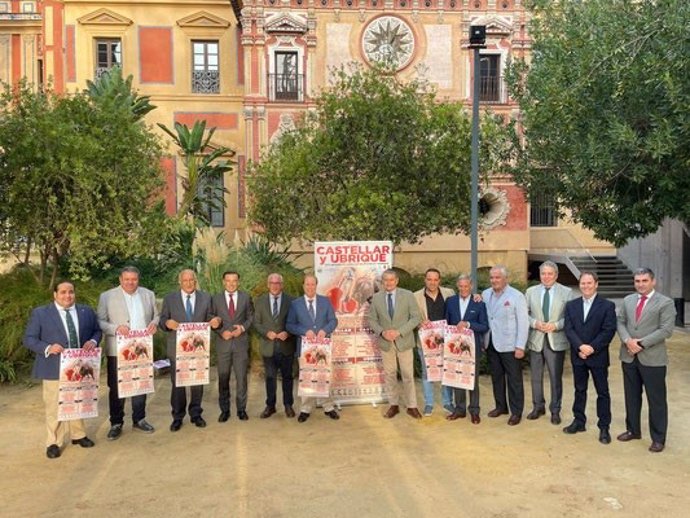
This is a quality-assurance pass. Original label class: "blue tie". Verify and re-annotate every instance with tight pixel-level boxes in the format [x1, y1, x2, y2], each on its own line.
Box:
[387, 293, 394, 319]
[308, 300, 316, 321]
[185, 295, 193, 321]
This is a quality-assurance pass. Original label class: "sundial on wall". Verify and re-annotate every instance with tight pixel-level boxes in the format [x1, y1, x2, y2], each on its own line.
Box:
[362, 16, 415, 70]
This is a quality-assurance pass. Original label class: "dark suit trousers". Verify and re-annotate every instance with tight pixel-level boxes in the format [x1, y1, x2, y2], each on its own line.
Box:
[622, 358, 667, 443]
[572, 362, 611, 429]
[453, 371, 480, 415]
[107, 355, 147, 425]
[529, 345, 565, 414]
[217, 343, 249, 413]
[487, 342, 524, 417]
[170, 359, 203, 421]
[263, 352, 294, 408]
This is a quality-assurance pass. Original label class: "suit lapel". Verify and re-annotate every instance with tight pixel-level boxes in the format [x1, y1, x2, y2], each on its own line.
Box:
[637, 294, 658, 325]
[48, 304, 69, 344]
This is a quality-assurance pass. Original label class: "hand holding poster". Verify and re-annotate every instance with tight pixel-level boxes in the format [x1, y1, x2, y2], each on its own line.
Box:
[175, 322, 211, 387]
[298, 337, 332, 398]
[418, 320, 446, 382]
[442, 324, 476, 390]
[58, 348, 101, 421]
[116, 329, 154, 398]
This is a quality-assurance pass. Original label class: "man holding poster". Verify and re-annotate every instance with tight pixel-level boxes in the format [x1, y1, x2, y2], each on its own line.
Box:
[444, 274, 488, 424]
[286, 274, 339, 423]
[23, 281, 102, 459]
[369, 269, 423, 419]
[159, 269, 221, 432]
[98, 266, 159, 440]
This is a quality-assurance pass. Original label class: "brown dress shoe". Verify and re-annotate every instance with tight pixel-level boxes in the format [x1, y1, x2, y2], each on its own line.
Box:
[471, 414, 481, 424]
[487, 408, 509, 418]
[507, 415, 521, 426]
[384, 405, 400, 418]
[617, 431, 642, 442]
[446, 411, 466, 421]
[406, 408, 422, 419]
[260, 406, 276, 419]
[285, 405, 296, 418]
[649, 441, 665, 453]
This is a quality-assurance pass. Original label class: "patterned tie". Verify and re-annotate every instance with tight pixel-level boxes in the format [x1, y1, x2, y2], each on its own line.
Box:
[272, 296, 279, 318]
[308, 299, 316, 321]
[387, 293, 394, 319]
[185, 294, 193, 321]
[635, 294, 647, 322]
[65, 309, 78, 349]
[228, 293, 235, 318]
[542, 287, 551, 321]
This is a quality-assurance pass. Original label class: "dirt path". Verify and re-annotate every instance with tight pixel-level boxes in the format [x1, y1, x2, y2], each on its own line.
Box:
[2, 334, 689, 518]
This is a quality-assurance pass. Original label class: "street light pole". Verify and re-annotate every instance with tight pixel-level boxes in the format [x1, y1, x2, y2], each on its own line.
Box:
[469, 26, 486, 289]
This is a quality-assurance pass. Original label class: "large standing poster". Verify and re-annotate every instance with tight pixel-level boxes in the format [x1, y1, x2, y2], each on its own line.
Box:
[315, 241, 393, 404]
[442, 325, 477, 390]
[58, 348, 101, 421]
[175, 322, 211, 387]
[116, 329, 155, 398]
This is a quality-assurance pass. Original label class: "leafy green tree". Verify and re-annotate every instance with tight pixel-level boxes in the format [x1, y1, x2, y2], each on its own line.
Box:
[0, 81, 166, 288]
[157, 120, 235, 227]
[247, 64, 514, 245]
[507, 0, 690, 246]
[85, 66, 156, 121]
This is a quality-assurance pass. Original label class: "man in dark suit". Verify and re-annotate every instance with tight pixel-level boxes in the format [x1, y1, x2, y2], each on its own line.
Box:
[23, 281, 102, 459]
[286, 274, 339, 423]
[617, 267, 676, 453]
[159, 269, 221, 432]
[253, 273, 296, 419]
[444, 274, 489, 424]
[563, 271, 617, 444]
[212, 271, 254, 422]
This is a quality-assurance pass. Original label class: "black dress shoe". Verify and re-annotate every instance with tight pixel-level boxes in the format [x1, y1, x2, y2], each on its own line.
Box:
[71, 436, 95, 448]
[170, 420, 183, 432]
[617, 430, 642, 442]
[551, 413, 561, 425]
[133, 419, 155, 433]
[471, 414, 481, 425]
[107, 424, 123, 441]
[507, 415, 521, 426]
[46, 444, 61, 459]
[260, 406, 277, 419]
[487, 408, 508, 418]
[218, 411, 230, 423]
[297, 412, 310, 423]
[526, 408, 545, 420]
[192, 417, 207, 428]
[238, 410, 249, 421]
[324, 410, 340, 420]
[447, 410, 467, 421]
[563, 422, 586, 434]
[285, 405, 296, 418]
[599, 429, 611, 444]
[649, 441, 665, 453]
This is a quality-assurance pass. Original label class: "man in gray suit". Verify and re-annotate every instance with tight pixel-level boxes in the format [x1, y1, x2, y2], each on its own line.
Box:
[159, 269, 221, 432]
[368, 269, 423, 419]
[97, 266, 160, 440]
[617, 267, 676, 453]
[212, 271, 254, 422]
[253, 273, 296, 419]
[525, 261, 572, 425]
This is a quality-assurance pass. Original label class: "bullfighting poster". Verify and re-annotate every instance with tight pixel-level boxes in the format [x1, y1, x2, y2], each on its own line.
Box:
[57, 348, 101, 421]
[298, 337, 332, 398]
[418, 320, 446, 382]
[116, 329, 154, 398]
[442, 325, 476, 390]
[175, 322, 211, 387]
[315, 241, 393, 404]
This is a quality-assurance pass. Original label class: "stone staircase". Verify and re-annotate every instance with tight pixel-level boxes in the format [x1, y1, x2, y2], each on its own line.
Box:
[569, 256, 634, 298]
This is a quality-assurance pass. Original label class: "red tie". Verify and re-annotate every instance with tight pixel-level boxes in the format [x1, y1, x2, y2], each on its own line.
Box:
[635, 295, 647, 322]
[228, 294, 235, 318]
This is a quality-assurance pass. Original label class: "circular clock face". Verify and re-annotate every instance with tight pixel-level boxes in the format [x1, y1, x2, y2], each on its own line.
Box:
[362, 16, 415, 70]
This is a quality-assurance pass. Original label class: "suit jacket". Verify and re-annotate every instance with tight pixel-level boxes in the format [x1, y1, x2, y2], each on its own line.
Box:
[368, 288, 421, 352]
[211, 291, 254, 349]
[413, 287, 455, 321]
[526, 282, 572, 352]
[444, 295, 489, 355]
[23, 303, 102, 380]
[97, 286, 159, 357]
[617, 291, 676, 367]
[253, 292, 296, 357]
[481, 285, 529, 353]
[285, 294, 337, 354]
[159, 290, 215, 359]
[564, 295, 617, 367]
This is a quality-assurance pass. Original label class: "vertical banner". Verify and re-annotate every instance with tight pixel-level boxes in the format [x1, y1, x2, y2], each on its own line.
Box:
[58, 348, 101, 421]
[315, 240, 393, 404]
[297, 337, 332, 398]
[442, 325, 477, 390]
[418, 320, 446, 383]
[175, 322, 211, 386]
[116, 329, 155, 398]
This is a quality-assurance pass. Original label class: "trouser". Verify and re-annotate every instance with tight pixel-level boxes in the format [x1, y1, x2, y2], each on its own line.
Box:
[217, 344, 249, 413]
[487, 343, 524, 417]
[381, 346, 417, 408]
[263, 352, 294, 408]
[571, 361, 611, 429]
[300, 396, 335, 414]
[622, 358, 667, 444]
[170, 359, 203, 421]
[529, 346, 565, 414]
[417, 348, 452, 408]
[453, 368, 480, 416]
[42, 380, 86, 447]
[107, 355, 146, 425]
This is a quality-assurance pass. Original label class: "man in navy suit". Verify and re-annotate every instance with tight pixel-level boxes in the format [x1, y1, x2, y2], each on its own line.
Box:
[444, 274, 489, 424]
[286, 274, 339, 423]
[563, 271, 617, 444]
[23, 281, 102, 459]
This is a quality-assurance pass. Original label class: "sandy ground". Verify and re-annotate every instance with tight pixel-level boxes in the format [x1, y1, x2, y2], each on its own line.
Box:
[2, 332, 689, 518]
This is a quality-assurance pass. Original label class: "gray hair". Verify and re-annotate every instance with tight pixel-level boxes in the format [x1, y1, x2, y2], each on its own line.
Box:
[539, 260, 559, 275]
[490, 265, 508, 278]
[120, 266, 140, 277]
[633, 267, 655, 280]
[456, 273, 472, 283]
[178, 269, 197, 282]
[382, 269, 399, 279]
